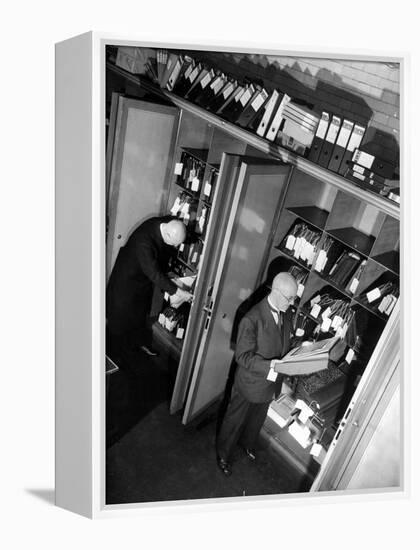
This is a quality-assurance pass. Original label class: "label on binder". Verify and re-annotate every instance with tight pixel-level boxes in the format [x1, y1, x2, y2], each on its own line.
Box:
[297, 283, 305, 298]
[366, 287, 381, 303]
[188, 65, 200, 82]
[296, 328, 305, 337]
[325, 116, 341, 143]
[200, 71, 212, 88]
[174, 162, 183, 175]
[191, 252, 198, 264]
[222, 83, 234, 99]
[315, 112, 329, 138]
[310, 295, 321, 307]
[345, 348, 355, 364]
[321, 317, 332, 332]
[251, 92, 266, 111]
[349, 278, 359, 294]
[347, 125, 366, 153]
[191, 177, 200, 192]
[353, 149, 374, 169]
[310, 304, 321, 318]
[240, 88, 252, 106]
[176, 327, 185, 339]
[285, 235, 296, 250]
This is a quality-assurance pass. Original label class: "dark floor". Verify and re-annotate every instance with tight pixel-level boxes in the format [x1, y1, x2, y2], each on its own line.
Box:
[106, 348, 310, 505]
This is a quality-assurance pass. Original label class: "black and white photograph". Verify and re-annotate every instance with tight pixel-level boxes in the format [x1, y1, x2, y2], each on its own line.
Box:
[104, 44, 401, 505]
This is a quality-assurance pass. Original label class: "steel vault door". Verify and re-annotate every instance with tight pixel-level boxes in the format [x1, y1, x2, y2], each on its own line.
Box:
[179, 158, 291, 424]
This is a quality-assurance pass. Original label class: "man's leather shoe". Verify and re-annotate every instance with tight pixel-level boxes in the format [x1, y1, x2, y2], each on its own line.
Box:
[244, 448, 257, 461]
[217, 457, 232, 477]
[140, 344, 159, 357]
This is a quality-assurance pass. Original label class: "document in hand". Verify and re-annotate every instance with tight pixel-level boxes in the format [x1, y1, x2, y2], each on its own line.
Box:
[271, 336, 340, 377]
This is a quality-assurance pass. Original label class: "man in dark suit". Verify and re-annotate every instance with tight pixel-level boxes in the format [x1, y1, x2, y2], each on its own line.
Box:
[216, 272, 298, 476]
[106, 216, 192, 360]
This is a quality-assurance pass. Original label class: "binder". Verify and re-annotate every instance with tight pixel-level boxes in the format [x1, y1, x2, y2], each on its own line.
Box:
[216, 84, 245, 116]
[265, 93, 291, 141]
[160, 52, 179, 89]
[307, 112, 329, 164]
[280, 117, 316, 147]
[208, 80, 237, 113]
[328, 119, 354, 172]
[166, 56, 186, 91]
[195, 74, 225, 108]
[221, 84, 254, 123]
[247, 91, 273, 132]
[317, 116, 341, 168]
[337, 124, 366, 176]
[235, 88, 268, 127]
[352, 149, 395, 178]
[256, 90, 280, 137]
[283, 103, 320, 127]
[186, 68, 215, 103]
[171, 58, 198, 97]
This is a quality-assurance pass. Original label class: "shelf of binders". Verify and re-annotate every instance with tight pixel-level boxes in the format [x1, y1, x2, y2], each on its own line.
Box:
[106, 61, 399, 221]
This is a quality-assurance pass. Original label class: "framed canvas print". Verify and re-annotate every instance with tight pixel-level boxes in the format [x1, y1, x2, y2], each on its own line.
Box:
[55, 32, 405, 518]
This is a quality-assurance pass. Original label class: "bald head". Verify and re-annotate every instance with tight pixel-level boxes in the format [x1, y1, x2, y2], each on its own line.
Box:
[161, 219, 187, 247]
[269, 272, 298, 312]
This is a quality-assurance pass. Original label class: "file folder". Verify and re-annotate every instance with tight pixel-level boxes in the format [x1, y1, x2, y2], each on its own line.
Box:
[235, 88, 268, 127]
[195, 74, 225, 108]
[208, 80, 237, 113]
[256, 90, 280, 137]
[328, 119, 354, 172]
[166, 56, 186, 91]
[160, 52, 180, 89]
[222, 84, 254, 123]
[307, 112, 329, 164]
[171, 58, 198, 97]
[352, 149, 395, 178]
[265, 93, 291, 142]
[337, 124, 366, 176]
[186, 68, 215, 103]
[318, 115, 341, 168]
[217, 84, 245, 116]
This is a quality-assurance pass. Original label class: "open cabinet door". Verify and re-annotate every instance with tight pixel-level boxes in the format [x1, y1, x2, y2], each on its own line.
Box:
[106, 97, 179, 278]
[174, 156, 292, 423]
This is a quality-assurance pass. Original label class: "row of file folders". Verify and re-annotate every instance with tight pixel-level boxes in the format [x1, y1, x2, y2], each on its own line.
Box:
[278, 221, 398, 318]
[146, 50, 398, 201]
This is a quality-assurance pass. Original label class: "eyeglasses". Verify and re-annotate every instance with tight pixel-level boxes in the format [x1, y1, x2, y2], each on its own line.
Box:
[273, 287, 296, 304]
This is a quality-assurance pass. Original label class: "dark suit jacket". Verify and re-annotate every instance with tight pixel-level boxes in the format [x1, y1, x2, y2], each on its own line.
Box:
[106, 216, 179, 334]
[235, 298, 293, 403]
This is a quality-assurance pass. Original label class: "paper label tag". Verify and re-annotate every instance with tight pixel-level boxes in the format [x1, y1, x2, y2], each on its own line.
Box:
[158, 313, 165, 325]
[267, 367, 278, 382]
[353, 164, 365, 175]
[311, 304, 321, 318]
[353, 149, 374, 169]
[204, 182, 212, 197]
[321, 306, 332, 320]
[349, 278, 359, 294]
[191, 252, 198, 264]
[321, 316, 332, 332]
[174, 162, 183, 175]
[331, 315, 343, 330]
[367, 287, 381, 303]
[310, 295, 321, 307]
[164, 292, 170, 301]
[188, 66, 200, 82]
[222, 83, 234, 99]
[310, 443, 323, 457]
[176, 327, 185, 339]
[285, 235, 296, 250]
[346, 348, 355, 364]
[297, 283, 305, 298]
[315, 250, 327, 272]
[191, 177, 200, 192]
[296, 328, 305, 337]
[179, 243, 185, 252]
[170, 197, 182, 215]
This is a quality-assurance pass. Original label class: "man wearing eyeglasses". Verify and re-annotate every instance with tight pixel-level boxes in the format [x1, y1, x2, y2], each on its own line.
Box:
[216, 272, 298, 476]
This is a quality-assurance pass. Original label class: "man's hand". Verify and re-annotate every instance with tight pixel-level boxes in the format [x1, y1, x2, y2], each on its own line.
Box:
[170, 288, 193, 309]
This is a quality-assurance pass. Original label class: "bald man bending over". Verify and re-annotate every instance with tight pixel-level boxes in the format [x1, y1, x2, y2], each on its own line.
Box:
[107, 216, 192, 359]
[216, 272, 298, 476]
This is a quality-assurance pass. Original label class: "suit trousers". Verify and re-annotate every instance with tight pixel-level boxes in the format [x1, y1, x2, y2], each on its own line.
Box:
[216, 384, 270, 462]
